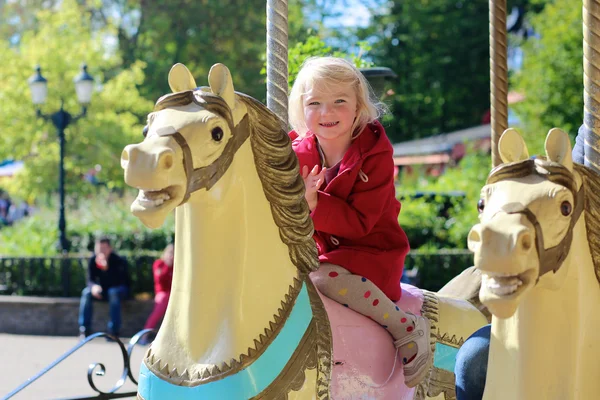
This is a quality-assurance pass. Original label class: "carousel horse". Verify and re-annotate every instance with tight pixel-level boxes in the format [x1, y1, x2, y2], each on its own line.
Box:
[121, 63, 488, 399]
[468, 128, 600, 400]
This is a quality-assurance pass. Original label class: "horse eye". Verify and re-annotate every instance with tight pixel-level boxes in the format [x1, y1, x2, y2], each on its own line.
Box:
[477, 198, 485, 213]
[560, 201, 572, 216]
[142, 125, 149, 138]
[211, 127, 224, 142]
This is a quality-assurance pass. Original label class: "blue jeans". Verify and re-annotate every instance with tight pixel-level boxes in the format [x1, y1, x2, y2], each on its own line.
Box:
[78, 285, 129, 334]
[455, 324, 491, 400]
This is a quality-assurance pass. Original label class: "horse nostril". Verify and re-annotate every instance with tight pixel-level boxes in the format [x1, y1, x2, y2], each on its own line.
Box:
[519, 232, 532, 251]
[121, 145, 136, 168]
[468, 226, 482, 252]
[158, 150, 174, 170]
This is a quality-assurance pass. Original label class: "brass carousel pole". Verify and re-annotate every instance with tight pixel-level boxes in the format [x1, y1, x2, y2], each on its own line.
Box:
[489, 0, 509, 167]
[266, 0, 289, 127]
[583, 0, 600, 172]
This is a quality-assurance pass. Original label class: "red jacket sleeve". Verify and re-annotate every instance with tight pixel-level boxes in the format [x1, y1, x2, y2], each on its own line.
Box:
[311, 152, 396, 240]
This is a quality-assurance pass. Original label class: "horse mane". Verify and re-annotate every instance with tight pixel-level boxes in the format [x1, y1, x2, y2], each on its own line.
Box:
[237, 92, 319, 274]
[575, 163, 600, 285]
[488, 158, 600, 285]
[150, 89, 319, 274]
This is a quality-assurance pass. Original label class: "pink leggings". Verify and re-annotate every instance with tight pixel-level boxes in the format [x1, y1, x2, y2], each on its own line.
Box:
[144, 291, 170, 330]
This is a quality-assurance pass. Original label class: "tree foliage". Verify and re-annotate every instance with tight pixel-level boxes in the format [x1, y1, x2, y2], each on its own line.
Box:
[0, 0, 152, 200]
[87, 0, 309, 104]
[398, 148, 490, 250]
[512, 0, 582, 150]
[366, 0, 491, 143]
[0, 192, 173, 256]
[284, 36, 374, 89]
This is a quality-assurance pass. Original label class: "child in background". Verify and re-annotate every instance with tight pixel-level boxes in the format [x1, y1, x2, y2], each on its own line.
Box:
[288, 56, 432, 387]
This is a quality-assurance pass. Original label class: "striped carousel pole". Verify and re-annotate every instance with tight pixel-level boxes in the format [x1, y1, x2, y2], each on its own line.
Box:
[489, 0, 509, 167]
[583, 0, 600, 172]
[266, 0, 289, 127]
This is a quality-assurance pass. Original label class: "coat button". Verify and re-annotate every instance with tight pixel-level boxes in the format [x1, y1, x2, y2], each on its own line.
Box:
[330, 236, 340, 246]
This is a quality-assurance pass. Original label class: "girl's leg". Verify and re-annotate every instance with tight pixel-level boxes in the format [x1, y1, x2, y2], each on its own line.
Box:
[312, 264, 424, 364]
[144, 292, 170, 330]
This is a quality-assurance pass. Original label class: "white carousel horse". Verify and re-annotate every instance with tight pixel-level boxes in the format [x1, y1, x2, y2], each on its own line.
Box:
[468, 128, 600, 400]
[121, 63, 488, 399]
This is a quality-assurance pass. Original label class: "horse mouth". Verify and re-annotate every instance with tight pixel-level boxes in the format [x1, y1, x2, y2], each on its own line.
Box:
[481, 268, 537, 300]
[132, 185, 182, 212]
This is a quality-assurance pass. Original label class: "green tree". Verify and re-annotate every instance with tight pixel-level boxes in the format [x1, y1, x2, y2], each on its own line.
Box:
[285, 36, 374, 88]
[512, 0, 582, 151]
[0, 0, 152, 200]
[398, 148, 490, 250]
[87, 0, 311, 104]
[365, 0, 491, 143]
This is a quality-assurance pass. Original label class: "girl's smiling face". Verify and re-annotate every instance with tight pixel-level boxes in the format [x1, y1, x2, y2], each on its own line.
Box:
[303, 81, 357, 143]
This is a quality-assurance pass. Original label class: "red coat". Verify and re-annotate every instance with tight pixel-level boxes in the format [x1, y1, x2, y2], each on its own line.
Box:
[153, 259, 173, 294]
[290, 121, 410, 301]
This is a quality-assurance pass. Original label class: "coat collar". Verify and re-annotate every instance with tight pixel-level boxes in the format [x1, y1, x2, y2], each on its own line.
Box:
[290, 121, 389, 171]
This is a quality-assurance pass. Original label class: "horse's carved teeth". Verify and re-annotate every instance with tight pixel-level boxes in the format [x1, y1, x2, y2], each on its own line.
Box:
[136, 187, 173, 208]
[484, 274, 523, 296]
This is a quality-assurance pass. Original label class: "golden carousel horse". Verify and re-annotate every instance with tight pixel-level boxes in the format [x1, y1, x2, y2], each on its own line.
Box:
[468, 128, 600, 400]
[121, 63, 488, 399]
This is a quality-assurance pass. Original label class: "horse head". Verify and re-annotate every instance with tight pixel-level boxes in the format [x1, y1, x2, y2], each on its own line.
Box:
[121, 63, 248, 228]
[468, 128, 587, 318]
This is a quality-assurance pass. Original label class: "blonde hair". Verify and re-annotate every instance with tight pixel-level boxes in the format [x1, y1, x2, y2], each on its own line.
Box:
[288, 56, 384, 137]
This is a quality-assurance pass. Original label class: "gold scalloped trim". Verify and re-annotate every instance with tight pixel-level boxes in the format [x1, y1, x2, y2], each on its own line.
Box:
[415, 290, 459, 400]
[253, 277, 332, 399]
[437, 332, 465, 348]
[251, 320, 318, 399]
[141, 275, 333, 399]
[427, 367, 457, 400]
[144, 275, 304, 385]
[305, 276, 333, 399]
[413, 290, 439, 400]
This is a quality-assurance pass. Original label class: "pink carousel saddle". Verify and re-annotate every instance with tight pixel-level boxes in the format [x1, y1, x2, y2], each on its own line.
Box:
[314, 282, 425, 398]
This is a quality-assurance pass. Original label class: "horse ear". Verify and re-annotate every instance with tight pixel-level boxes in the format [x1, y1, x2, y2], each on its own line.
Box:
[168, 63, 197, 93]
[499, 128, 529, 163]
[545, 128, 573, 172]
[208, 63, 235, 109]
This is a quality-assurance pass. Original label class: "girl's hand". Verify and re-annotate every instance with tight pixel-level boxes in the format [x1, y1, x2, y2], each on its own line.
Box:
[302, 165, 326, 211]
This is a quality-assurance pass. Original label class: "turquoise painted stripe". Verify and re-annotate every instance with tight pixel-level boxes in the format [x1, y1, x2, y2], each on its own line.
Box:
[433, 342, 459, 372]
[138, 283, 312, 399]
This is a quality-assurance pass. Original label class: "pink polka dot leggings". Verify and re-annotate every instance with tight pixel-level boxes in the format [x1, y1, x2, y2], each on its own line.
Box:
[312, 263, 418, 362]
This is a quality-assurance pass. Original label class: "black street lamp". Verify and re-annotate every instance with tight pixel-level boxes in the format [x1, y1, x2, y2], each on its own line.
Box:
[28, 64, 94, 253]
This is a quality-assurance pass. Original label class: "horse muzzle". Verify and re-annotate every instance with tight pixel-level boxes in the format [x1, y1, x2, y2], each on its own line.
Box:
[469, 212, 539, 318]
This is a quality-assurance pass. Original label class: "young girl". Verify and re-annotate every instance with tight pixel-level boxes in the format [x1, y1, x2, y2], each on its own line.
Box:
[288, 56, 432, 387]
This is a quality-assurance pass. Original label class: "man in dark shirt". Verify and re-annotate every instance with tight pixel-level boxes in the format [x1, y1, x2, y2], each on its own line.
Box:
[78, 237, 131, 338]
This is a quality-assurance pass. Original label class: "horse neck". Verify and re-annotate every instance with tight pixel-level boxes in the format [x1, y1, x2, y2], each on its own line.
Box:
[158, 141, 299, 368]
[486, 215, 600, 399]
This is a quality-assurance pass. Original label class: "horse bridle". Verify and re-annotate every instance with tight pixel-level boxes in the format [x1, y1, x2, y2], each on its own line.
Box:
[155, 115, 250, 204]
[486, 168, 585, 278]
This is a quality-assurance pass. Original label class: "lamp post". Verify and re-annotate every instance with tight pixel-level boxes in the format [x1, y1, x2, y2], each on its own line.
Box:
[28, 64, 94, 254]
